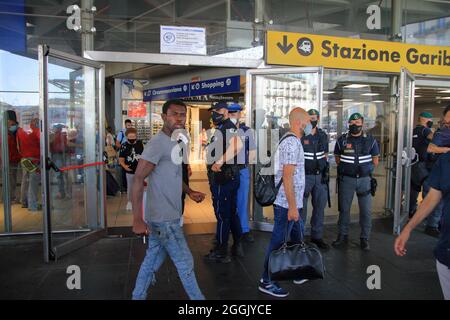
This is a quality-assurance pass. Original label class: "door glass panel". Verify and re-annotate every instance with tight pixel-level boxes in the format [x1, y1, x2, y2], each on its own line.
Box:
[394, 69, 414, 234]
[0, 51, 42, 233]
[321, 70, 394, 224]
[251, 71, 320, 225]
[46, 56, 101, 240]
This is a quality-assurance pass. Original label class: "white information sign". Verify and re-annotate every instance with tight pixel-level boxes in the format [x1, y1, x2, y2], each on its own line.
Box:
[160, 25, 207, 55]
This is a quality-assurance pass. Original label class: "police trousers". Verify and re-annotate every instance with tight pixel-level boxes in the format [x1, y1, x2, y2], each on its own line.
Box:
[210, 177, 242, 249]
[301, 174, 327, 240]
[338, 176, 372, 239]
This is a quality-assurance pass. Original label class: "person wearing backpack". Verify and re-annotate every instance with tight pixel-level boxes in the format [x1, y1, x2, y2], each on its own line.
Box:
[258, 107, 311, 298]
[17, 118, 41, 211]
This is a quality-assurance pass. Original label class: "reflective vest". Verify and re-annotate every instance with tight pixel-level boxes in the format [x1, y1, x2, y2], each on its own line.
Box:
[335, 133, 377, 177]
[301, 129, 328, 175]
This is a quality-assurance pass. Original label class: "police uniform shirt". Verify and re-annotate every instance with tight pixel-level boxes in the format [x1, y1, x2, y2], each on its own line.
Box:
[427, 152, 450, 268]
[236, 124, 256, 166]
[207, 118, 238, 170]
[412, 125, 432, 162]
[301, 129, 329, 174]
[334, 133, 379, 177]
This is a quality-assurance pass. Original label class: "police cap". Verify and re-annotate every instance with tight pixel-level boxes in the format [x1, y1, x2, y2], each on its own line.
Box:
[349, 112, 364, 122]
[307, 109, 320, 116]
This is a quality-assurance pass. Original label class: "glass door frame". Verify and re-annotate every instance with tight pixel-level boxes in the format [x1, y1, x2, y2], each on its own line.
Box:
[245, 66, 324, 231]
[38, 45, 107, 262]
[393, 68, 415, 235]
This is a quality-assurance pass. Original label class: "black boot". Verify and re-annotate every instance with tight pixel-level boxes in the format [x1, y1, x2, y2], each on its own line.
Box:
[424, 226, 440, 238]
[332, 234, 348, 248]
[204, 245, 231, 263]
[311, 238, 330, 250]
[360, 238, 370, 251]
[231, 242, 244, 257]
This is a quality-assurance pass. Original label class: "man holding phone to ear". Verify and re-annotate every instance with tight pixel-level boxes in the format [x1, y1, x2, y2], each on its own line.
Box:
[130, 99, 206, 300]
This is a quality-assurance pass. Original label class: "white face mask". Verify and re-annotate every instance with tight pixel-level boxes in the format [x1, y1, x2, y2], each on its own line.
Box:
[230, 118, 238, 125]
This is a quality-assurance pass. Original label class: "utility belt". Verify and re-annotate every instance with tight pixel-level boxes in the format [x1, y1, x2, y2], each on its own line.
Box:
[341, 173, 370, 178]
[305, 169, 322, 175]
[208, 164, 240, 185]
[338, 173, 377, 197]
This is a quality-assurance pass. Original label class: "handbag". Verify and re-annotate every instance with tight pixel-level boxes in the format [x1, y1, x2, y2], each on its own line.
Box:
[268, 220, 325, 282]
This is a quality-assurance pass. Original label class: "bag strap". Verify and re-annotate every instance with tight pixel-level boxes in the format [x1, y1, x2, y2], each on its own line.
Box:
[274, 132, 297, 191]
[283, 218, 305, 245]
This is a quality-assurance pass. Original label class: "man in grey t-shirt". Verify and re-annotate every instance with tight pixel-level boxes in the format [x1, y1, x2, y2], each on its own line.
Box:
[130, 99, 206, 300]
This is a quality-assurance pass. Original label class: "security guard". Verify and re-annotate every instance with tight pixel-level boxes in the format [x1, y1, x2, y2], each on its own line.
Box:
[204, 101, 244, 263]
[227, 103, 257, 243]
[333, 113, 380, 251]
[409, 112, 434, 219]
[300, 109, 330, 249]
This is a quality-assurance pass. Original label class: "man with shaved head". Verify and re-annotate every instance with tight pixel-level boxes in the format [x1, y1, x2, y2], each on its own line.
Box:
[258, 107, 312, 298]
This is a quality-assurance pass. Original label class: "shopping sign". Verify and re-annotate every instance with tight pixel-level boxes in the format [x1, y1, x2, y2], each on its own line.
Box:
[266, 31, 450, 76]
[143, 76, 241, 101]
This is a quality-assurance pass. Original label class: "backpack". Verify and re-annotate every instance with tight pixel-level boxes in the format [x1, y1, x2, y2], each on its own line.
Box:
[254, 133, 296, 206]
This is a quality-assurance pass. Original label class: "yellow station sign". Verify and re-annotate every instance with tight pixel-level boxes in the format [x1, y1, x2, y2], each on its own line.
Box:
[266, 31, 450, 77]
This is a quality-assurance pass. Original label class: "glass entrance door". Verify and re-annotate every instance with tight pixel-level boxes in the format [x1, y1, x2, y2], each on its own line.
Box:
[393, 68, 415, 234]
[39, 45, 106, 262]
[246, 67, 323, 230]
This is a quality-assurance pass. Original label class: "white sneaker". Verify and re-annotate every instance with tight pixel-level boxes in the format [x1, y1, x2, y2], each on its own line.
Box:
[126, 202, 132, 211]
[293, 279, 309, 285]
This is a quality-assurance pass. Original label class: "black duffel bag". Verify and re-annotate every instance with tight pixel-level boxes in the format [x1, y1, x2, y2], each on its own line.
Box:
[269, 222, 325, 282]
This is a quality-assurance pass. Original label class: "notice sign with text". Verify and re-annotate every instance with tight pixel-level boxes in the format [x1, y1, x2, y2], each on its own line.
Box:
[160, 25, 206, 55]
[266, 31, 450, 77]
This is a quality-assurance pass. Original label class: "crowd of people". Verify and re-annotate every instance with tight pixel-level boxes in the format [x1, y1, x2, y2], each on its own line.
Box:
[2, 100, 449, 300]
[125, 99, 449, 300]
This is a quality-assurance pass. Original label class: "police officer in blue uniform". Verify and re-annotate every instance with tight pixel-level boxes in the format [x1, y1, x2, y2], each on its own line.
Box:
[423, 105, 450, 237]
[227, 103, 257, 243]
[395, 136, 450, 299]
[409, 112, 435, 228]
[300, 109, 330, 249]
[204, 101, 244, 263]
[333, 113, 380, 251]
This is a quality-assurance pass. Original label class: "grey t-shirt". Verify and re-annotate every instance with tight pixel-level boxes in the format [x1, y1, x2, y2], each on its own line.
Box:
[274, 134, 305, 209]
[141, 131, 183, 223]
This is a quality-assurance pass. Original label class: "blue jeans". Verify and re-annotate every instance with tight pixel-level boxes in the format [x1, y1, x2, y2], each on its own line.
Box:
[132, 219, 205, 300]
[237, 168, 250, 233]
[262, 205, 304, 282]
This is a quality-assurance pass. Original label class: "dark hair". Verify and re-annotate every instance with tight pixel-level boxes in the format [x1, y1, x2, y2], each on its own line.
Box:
[125, 128, 137, 136]
[162, 99, 187, 114]
[443, 104, 450, 117]
[124, 119, 132, 124]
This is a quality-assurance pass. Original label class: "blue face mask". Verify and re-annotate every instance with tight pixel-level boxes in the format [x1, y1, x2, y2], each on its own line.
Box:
[303, 123, 313, 136]
[9, 125, 18, 133]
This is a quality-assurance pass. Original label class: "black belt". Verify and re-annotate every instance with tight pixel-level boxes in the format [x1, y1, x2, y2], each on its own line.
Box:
[238, 164, 248, 169]
[342, 173, 370, 178]
[305, 170, 321, 175]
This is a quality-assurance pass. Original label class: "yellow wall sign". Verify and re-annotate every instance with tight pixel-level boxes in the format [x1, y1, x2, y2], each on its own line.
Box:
[266, 31, 450, 77]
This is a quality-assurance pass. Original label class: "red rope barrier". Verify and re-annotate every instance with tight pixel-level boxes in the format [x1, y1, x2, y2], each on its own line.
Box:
[58, 161, 106, 172]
